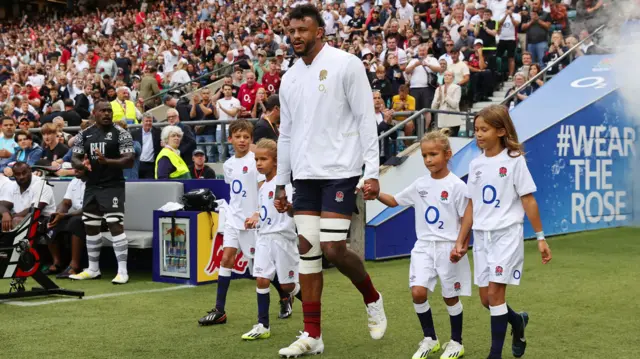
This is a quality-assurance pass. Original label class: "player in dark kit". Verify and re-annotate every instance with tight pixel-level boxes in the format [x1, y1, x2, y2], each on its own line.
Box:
[69, 99, 135, 284]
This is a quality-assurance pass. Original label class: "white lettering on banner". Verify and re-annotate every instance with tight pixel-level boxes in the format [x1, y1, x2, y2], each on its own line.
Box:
[570, 77, 607, 89]
[556, 125, 636, 225]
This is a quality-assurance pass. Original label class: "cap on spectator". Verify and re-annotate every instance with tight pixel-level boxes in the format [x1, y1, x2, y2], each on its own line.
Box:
[361, 48, 372, 57]
[25, 82, 33, 87]
[474, 39, 484, 46]
[193, 149, 205, 156]
[18, 117, 29, 124]
[257, 49, 267, 56]
[275, 49, 284, 56]
[265, 94, 280, 111]
[206, 36, 214, 41]
[475, 3, 485, 9]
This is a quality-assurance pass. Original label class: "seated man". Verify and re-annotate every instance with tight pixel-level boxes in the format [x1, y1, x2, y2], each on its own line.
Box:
[0, 161, 56, 234]
[46, 167, 102, 277]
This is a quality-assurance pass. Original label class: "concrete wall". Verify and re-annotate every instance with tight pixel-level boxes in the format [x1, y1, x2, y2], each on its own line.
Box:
[147, 78, 226, 121]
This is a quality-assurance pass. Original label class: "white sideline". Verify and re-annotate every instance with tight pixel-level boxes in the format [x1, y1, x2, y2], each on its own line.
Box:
[1, 284, 195, 307]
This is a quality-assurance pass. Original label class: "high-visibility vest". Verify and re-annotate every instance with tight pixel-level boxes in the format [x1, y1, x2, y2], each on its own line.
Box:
[111, 99, 139, 124]
[155, 147, 191, 179]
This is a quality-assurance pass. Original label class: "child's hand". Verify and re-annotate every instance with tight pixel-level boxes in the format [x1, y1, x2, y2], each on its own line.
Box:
[450, 243, 468, 263]
[538, 240, 552, 264]
[244, 213, 259, 229]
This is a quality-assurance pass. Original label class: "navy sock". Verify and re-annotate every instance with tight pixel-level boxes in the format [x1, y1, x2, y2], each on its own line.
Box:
[215, 268, 232, 312]
[415, 301, 436, 339]
[489, 304, 509, 359]
[271, 275, 289, 300]
[447, 302, 464, 344]
[257, 288, 270, 328]
[506, 305, 520, 327]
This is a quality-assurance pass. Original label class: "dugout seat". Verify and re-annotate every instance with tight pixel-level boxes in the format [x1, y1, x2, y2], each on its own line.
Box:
[122, 181, 184, 249]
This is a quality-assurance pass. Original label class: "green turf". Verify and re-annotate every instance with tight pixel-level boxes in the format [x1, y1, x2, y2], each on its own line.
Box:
[1, 228, 639, 359]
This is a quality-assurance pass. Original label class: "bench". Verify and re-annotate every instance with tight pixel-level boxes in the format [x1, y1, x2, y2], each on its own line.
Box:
[49, 180, 184, 249]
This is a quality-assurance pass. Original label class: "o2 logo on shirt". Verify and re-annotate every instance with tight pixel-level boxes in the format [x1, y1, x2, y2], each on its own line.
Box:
[482, 185, 500, 208]
[424, 206, 444, 229]
[232, 180, 247, 198]
[260, 205, 272, 225]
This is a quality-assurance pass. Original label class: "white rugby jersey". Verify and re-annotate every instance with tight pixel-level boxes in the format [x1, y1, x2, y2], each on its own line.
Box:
[394, 172, 468, 242]
[467, 149, 537, 231]
[276, 44, 380, 186]
[258, 179, 296, 239]
[223, 152, 263, 230]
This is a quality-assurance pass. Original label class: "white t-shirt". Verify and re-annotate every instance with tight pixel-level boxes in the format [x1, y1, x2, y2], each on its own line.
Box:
[162, 50, 180, 74]
[102, 18, 115, 35]
[394, 172, 468, 242]
[323, 10, 337, 35]
[217, 97, 242, 122]
[223, 151, 262, 230]
[338, 15, 352, 40]
[466, 149, 537, 231]
[74, 60, 90, 73]
[438, 52, 466, 65]
[489, 0, 508, 21]
[63, 178, 86, 212]
[379, 47, 408, 65]
[1, 176, 56, 216]
[407, 56, 439, 88]
[499, 13, 521, 41]
[448, 61, 471, 85]
[0, 176, 12, 197]
[28, 75, 45, 88]
[397, 3, 415, 25]
[258, 179, 295, 239]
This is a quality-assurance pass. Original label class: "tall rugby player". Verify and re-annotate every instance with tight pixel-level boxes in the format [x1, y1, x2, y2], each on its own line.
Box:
[274, 5, 387, 357]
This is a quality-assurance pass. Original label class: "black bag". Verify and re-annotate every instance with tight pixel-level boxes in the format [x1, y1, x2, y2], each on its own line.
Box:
[182, 189, 218, 211]
[423, 64, 439, 89]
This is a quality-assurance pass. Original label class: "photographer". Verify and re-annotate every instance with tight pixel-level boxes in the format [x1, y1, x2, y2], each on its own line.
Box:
[404, 44, 442, 131]
[474, 8, 498, 71]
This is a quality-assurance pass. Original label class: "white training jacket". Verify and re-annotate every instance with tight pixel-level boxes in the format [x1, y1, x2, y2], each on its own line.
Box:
[276, 44, 380, 186]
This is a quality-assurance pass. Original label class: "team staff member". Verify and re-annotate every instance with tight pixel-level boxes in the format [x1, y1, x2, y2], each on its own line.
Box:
[0, 162, 56, 231]
[275, 5, 386, 357]
[111, 87, 142, 124]
[155, 125, 191, 180]
[131, 113, 162, 179]
[69, 100, 135, 285]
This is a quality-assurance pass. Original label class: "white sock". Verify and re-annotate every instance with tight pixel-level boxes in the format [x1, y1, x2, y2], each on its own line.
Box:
[86, 234, 102, 272]
[111, 233, 128, 275]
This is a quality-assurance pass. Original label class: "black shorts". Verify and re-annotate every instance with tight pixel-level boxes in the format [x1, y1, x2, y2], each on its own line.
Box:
[51, 216, 108, 240]
[410, 87, 436, 111]
[497, 40, 517, 58]
[292, 177, 360, 216]
[83, 185, 125, 216]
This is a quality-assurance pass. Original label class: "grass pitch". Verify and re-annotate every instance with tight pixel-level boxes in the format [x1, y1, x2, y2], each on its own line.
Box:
[1, 228, 639, 359]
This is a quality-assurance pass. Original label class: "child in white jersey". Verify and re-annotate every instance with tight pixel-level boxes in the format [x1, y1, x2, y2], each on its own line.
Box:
[377, 130, 471, 359]
[451, 105, 552, 359]
[241, 138, 301, 341]
[197, 119, 260, 326]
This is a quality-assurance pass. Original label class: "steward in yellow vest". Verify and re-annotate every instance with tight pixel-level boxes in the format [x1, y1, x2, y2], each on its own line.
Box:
[111, 99, 139, 124]
[155, 147, 192, 179]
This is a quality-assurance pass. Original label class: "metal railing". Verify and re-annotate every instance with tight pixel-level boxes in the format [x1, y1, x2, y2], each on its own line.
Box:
[501, 24, 606, 107]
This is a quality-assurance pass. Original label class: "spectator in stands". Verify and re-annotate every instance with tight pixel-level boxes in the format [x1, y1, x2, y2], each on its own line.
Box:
[112, 87, 141, 125]
[261, 60, 282, 95]
[371, 65, 393, 106]
[431, 71, 463, 136]
[0, 117, 17, 165]
[466, 39, 492, 102]
[474, 8, 498, 67]
[46, 167, 90, 278]
[214, 84, 242, 159]
[116, 121, 140, 180]
[505, 72, 533, 109]
[544, 32, 570, 75]
[140, 66, 161, 110]
[238, 71, 263, 118]
[253, 94, 280, 143]
[192, 89, 217, 163]
[406, 44, 441, 131]
[60, 99, 83, 127]
[131, 113, 161, 179]
[528, 64, 545, 91]
[391, 84, 416, 144]
[497, 2, 521, 79]
[252, 88, 268, 120]
[447, 47, 470, 87]
[523, 0, 552, 66]
[384, 53, 406, 96]
[189, 149, 216, 179]
[373, 90, 397, 164]
[166, 108, 196, 166]
[518, 52, 534, 79]
[2, 131, 42, 175]
[155, 125, 191, 180]
[40, 123, 68, 165]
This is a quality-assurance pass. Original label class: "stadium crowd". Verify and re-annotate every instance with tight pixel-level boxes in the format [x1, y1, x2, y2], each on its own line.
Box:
[0, 0, 611, 173]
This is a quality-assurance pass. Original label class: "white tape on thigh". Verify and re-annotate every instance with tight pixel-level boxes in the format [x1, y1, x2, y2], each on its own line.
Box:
[294, 215, 322, 274]
[82, 212, 102, 227]
[319, 218, 351, 242]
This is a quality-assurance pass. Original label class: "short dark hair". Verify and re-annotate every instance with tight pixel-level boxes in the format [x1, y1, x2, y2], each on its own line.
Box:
[63, 98, 74, 108]
[228, 119, 254, 137]
[288, 4, 325, 28]
[1, 116, 15, 125]
[222, 84, 233, 91]
[265, 94, 280, 111]
[15, 130, 32, 141]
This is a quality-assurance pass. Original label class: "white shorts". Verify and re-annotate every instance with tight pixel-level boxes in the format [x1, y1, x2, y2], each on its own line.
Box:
[473, 223, 525, 287]
[223, 226, 257, 259]
[253, 234, 300, 284]
[409, 240, 472, 298]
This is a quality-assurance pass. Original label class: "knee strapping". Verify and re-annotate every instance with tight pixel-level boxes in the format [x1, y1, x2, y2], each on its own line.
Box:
[295, 215, 322, 274]
[104, 212, 124, 224]
[319, 218, 350, 242]
[82, 212, 102, 227]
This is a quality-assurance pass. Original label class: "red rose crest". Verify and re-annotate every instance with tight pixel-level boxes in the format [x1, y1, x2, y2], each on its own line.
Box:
[499, 167, 507, 178]
[440, 191, 449, 201]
